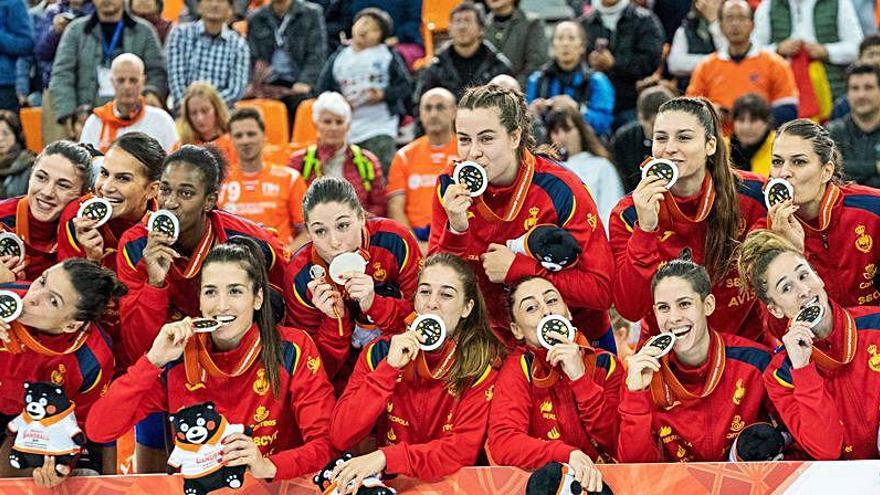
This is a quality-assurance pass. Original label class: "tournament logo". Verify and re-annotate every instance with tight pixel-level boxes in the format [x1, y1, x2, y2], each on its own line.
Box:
[252, 368, 269, 396]
[867, 344, 880, 373]
[856, 225, 873, 253]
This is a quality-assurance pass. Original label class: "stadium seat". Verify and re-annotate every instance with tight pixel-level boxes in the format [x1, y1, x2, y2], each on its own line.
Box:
[290, 97, 317, 151]
[423, 0, 458, 33]
[162, 0, 184, 21]
[20, 107, 42, 153]
[235, 98, 289, 147]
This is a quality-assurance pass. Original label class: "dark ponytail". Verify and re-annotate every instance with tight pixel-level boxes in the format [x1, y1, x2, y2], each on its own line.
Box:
[657, 97, 741, 282]
[63, 259, 128, 322]
[651, 248, 712, 300]
[203, 236, 282, 396]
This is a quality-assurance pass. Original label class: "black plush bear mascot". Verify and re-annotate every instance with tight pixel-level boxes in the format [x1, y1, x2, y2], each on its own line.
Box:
[7, 382, 83, 473]
[313, 452, 396, 495]
[168, 402, 252, 495]
[506, 224, 582, 272]
[526, 462, 613, 495]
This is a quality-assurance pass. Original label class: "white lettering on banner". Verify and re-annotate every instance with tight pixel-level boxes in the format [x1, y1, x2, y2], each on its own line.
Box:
[408, 174, 438, 190]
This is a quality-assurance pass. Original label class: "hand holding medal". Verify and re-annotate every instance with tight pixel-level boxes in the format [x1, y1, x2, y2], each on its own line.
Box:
[783, 302, 825, 369]
[633, 157, 677, 232]
[538, 315, 587, 381]
[0, 232, 25, 282]
[625, 332, 676, 391]
[410, 314, 447, 352]
[143, 210, 181, 287]
[765, 179, 805, 252]
[307, 264, 344, 320]
[0, 290, 22, 350]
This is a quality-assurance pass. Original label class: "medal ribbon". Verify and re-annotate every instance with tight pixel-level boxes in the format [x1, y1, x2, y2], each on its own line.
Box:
[657, 173, 716, 227]
[804, 307, 857, 371]
[183, 327, 262, 391]
[531, 334, 596, 389]
[473, 150, 536, 223]
[650, 330, 725, 408]
[179, 220, 214, 279]
[1, 321, 89, 356]
[14, 197, 57, 254]
[797, 182, 840, 233]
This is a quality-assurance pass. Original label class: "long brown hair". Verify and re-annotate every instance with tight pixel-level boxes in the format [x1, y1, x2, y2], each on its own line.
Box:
[202, 237, 283, 396]
[178, 82, 230, 145]
[423, 253, 504, 395]
[658, 97, 741, 281]
[458, 84, 535, 161]
[544, 106, 612, 159]
[737, 229, 802, 304]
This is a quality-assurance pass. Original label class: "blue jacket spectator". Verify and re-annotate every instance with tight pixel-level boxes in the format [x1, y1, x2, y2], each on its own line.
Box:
[525, 21, 614, 136]
[526, 62, 614, 136]
[0, 0, 34, 110]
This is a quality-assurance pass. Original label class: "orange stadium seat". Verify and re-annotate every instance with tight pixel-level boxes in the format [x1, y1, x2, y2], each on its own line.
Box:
[20, 107, 42, 153]
[235, 98, 289, 147]
[413, 0, 458, 70]
[290, 97, 317, 151]
[162, 0, 184, 21]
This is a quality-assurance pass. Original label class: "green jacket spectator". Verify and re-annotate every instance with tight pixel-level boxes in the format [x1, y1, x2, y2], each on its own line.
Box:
[49, 10, 166, 123]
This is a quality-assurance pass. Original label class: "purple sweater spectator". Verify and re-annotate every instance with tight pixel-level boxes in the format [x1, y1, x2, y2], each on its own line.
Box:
[34, 0, 94, 88]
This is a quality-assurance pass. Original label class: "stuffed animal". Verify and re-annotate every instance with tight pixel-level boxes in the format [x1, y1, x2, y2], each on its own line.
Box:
[7, 382, 83, 473]
[313, 452, 396, 495]
[525, 462, 613, 495]
[729, 422, 788, 461]
[506, 225, 582, 272]
[168, 402, 251, 495]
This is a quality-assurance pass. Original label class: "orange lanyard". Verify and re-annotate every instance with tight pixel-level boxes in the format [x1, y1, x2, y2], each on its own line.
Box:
[658, 173, 716, 227]
[473, 151, 536, 223]
[1, 321, 89, 356]
[650, 331, 725, 408]
[183, 329, 262, 391]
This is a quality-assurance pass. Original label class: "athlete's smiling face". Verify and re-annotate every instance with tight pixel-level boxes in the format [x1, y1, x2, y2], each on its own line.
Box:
[652, 276, 714, 354]
[199, 261, 261, 342]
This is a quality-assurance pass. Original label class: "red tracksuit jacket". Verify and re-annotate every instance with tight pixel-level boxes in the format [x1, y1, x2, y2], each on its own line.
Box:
[764, 303, 880, 460]
[0, 283, 114, 432]
[486, 347, 621, 468]
[57, 194, 156, 273]
[760, 183, 880, 340]
[115, 210, 285, 368]
[0, 196, 61, 281]
[617, 331, 772, 462]
[329, 337, 497, 480]
[609, 171, 767, 340]
[86, 325, 335, 480]
[428, 152, 613, 344]
[283, 217, 422, 379]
